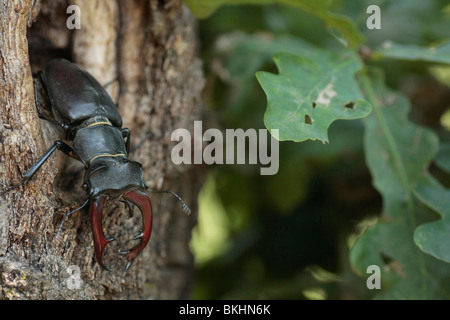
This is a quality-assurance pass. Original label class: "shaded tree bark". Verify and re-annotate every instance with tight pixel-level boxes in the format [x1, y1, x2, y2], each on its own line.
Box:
[0, 0, 203, 299]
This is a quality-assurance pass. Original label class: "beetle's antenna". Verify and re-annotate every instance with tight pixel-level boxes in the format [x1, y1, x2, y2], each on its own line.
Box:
[56, 198, 90, 238]
[145, 188, 191, 215]
[129, 132, 153, 154]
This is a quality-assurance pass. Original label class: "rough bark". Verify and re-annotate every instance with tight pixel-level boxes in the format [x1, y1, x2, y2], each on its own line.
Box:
[0, 0, 203, 299]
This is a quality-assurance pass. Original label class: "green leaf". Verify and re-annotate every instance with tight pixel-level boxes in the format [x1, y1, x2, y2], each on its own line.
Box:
[256, 50, 372, 142]
[434, 142, 450, 173]
[375, 40, 450, 64]
[219, 33, 316, 79]
[184, 0, 273, 18]
[414, 177, 450, 263]
[184, 0, 363, 48]
[350, 70, 450, 299]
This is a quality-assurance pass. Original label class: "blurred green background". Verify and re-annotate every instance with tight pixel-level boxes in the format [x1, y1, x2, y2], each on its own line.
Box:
[188, 0, 450, 299]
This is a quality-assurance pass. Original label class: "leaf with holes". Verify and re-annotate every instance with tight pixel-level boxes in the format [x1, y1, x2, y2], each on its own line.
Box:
[256, 50, 371, 143]
[350, 70, 450, 299]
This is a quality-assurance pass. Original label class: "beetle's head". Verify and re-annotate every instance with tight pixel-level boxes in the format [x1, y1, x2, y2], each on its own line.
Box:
[84, 157, 147, 197]
[84, 157, 152, 271]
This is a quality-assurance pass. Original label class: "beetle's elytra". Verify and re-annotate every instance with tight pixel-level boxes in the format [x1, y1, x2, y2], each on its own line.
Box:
[1, 59, 190, 271]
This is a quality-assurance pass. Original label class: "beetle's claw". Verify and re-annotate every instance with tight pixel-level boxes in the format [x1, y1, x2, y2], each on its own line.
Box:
[89, 195, 112, 270]
[119, 190, 153, 271]
[89, 190, 152, 271]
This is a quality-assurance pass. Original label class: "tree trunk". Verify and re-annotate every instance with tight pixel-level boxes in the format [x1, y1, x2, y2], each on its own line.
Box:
[0, 0, 203, 299]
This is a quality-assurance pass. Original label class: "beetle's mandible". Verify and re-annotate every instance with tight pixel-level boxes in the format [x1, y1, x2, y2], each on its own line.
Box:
[0, 59, 190, 271]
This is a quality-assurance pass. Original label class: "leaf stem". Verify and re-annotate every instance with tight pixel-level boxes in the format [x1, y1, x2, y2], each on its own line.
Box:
[361, 73, 411, 201]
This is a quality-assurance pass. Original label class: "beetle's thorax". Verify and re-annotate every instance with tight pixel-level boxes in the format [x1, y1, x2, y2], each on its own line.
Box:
[72, 116, 127, 166]
[70, 116, 146, 198]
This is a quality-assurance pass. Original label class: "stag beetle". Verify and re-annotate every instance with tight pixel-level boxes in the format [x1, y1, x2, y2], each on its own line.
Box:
[0, 59, 190, 271]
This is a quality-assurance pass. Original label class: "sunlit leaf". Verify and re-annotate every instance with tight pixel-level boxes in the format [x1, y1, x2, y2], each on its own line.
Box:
[190, 175, 232, 265]
[256, 50, 371, 142]
[440, 109, 450, 132]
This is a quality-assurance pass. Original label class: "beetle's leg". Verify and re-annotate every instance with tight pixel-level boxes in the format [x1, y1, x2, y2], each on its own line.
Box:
[33, 75, 52, 121]
[37, 71, 49, 95]
[119, 190, 153, 271]
[121, 128, 131, 155]
[121, 130, 153, 155]
[23, 140, 80, 181]
[33, 73, 68, 130]
[0, 140, 81, 196]
[146, 188, 191, 214]
[102, 78, 117, 90]
[56, 198, 90, 237]
[89, 195, 115, 270]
